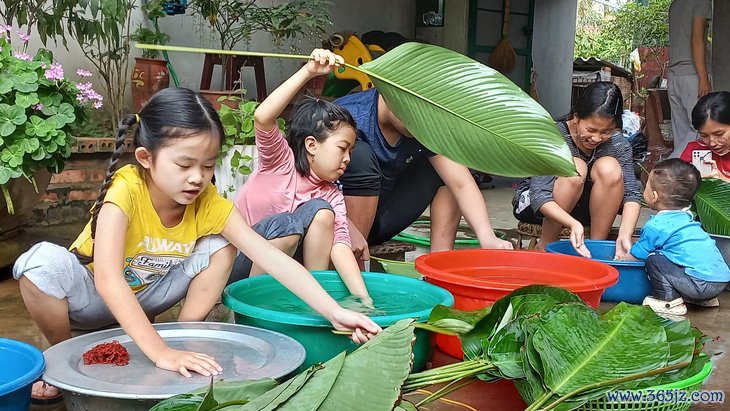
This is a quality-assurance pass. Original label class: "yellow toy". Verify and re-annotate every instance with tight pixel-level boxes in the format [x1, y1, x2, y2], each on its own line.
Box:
[331, 34, 384, 91]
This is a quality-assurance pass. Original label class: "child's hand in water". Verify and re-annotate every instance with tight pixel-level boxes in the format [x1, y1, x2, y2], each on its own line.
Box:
[155, 347, 222, 378]
[305, 49, 344, 77]
[569, 221, 592, 258]
[329, 307, 382, 344]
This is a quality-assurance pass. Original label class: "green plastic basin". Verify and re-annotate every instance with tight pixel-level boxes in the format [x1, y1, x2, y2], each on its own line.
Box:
[223, 270, 454, 371]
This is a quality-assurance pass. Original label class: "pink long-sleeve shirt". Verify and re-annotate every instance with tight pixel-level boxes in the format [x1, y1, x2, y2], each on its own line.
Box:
[234, 126, 351, 247]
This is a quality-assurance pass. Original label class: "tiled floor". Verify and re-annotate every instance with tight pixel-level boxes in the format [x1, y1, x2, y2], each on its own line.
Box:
[0, 177, 727, 410]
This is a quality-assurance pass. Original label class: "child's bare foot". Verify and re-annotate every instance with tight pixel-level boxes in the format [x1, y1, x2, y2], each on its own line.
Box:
[31, 380, 63, 404]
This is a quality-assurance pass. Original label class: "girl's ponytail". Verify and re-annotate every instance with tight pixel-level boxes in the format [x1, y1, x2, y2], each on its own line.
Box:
[72, 114, 137, 264]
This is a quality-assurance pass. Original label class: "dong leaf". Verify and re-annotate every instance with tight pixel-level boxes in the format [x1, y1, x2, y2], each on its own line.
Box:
[276, 351, 346, 410]
[529, 303, 669, 403]
[356, 42, 576, 177]
[149, 379, 278, 411]
[239, 366, 317, 411]
[318, 319, 415, 411]
[694, 178, 730, 236]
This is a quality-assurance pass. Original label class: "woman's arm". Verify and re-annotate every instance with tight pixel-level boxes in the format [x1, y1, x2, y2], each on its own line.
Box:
[222, 211, 380, 342]
[428, 154, 512, 249]
[93, 203, 221, 377]
[254, 49, 342, 132]
[615, 201, 641, 259]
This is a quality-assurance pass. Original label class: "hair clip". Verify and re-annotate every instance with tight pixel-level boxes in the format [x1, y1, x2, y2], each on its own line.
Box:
[135, 113, 140, 123]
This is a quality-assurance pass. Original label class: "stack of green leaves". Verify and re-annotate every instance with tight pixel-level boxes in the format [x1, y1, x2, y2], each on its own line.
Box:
[405, 285, 708, 410]
[150, 319, 419, 411]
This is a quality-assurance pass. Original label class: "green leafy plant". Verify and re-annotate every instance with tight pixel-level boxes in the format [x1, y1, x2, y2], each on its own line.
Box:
[130, 27, 170, 59]
[0, 34, 101, 213]
[189, 0, 332, 89]
[130, 0, 171, 60]
[693, 178, 730, 236]
[138, 42, 577, 178]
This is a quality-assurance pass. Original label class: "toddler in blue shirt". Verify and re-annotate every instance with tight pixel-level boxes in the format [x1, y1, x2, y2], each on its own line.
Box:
[621, 159, 730, 317]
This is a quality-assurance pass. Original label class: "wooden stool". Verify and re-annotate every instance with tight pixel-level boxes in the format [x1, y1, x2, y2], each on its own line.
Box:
[516, 222, 589, 250]
[199, 54, 268, 102]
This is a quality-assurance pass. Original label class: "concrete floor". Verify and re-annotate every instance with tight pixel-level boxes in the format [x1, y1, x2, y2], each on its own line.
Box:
[1, 177, 728, 410]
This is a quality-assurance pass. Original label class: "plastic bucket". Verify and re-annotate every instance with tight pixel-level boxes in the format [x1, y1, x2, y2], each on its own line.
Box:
[546, 240, 651, 304]
[415, 249, 618, 359]
[0, 338, 45, 411]
[223, 271, 454, 370]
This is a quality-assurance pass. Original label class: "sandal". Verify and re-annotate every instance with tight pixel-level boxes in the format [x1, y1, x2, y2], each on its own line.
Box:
[30, 380, 64, 405]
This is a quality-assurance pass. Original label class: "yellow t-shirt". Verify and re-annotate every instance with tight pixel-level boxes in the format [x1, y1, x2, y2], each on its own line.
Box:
[70, 165, 234, 292]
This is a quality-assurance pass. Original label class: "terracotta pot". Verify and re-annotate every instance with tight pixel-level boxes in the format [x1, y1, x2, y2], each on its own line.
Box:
[131, 58, 170, 112]
[0, 169, 51, 238]
[199, 90, 245, 111]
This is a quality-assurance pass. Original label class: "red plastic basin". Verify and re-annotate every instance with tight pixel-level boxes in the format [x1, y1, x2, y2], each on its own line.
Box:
[415, 249, 618, 359]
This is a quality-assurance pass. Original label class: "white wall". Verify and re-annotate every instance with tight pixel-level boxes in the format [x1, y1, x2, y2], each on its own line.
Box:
[532, 0, 578, 118]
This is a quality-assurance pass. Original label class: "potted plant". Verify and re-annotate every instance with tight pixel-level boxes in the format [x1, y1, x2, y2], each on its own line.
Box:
[0, 32, 102, 232]
[130, 0, 172, 112]
[214, 98, 285, 198]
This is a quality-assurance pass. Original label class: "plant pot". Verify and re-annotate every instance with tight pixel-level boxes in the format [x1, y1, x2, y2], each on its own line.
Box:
[131, 58, 170, 112]
[199, 89, 245, 111]
[0, 170, 51, 238]
[214, 144, 258, 199]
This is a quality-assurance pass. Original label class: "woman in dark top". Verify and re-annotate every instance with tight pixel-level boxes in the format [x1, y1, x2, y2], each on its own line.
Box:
[512, 82, 642, 258]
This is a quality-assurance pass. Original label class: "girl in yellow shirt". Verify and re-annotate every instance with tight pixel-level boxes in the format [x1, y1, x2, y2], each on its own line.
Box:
[14, 85, 380, 402]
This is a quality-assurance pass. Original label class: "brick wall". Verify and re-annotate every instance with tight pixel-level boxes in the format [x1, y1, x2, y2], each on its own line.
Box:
[32, 137, 134, 227]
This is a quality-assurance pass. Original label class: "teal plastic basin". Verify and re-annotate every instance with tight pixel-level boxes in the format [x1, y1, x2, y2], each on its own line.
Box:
[223, 271, 454, 371]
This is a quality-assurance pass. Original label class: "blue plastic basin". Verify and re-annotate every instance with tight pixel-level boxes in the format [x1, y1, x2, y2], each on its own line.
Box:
[0, 338, 45, 411]
[223, 270, 454, 371]
[545, 240, 651, 304]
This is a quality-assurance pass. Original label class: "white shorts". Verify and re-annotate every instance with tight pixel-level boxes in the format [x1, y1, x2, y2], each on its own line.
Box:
[13, 236, 229, 330]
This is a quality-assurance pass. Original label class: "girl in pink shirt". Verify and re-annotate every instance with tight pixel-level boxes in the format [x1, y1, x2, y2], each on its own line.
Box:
[232, 49, 369, 301]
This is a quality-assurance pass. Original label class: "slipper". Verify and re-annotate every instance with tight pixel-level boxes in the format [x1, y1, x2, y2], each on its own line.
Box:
[30, 381, 64, 405]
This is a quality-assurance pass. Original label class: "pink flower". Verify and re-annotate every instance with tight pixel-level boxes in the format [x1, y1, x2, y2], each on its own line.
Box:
[76, 68, 92, 77]
[44, 62, 64, 81]
[93, 101, 103, 109]
[32, 103, 44, 110]
[18, 32, 30, 43]
[76, 81, 103, 109]
[13, 52, 32, 61]
[0, 25, 11, 35]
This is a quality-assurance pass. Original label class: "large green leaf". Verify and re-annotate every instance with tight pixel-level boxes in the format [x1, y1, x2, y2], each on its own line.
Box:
[356, 42, 577, 177]
[530, 303, 669, 400]
[694, 178, 730, 236]
[149, 379, 278, 411]
[239, 367, 317, 411]
[318, 319, 415, 411]
[277, 351, 346, 411]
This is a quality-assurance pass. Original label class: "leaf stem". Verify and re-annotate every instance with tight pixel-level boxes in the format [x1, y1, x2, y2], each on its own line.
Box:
[415, 377, 478, 407]
[135, 43, 361, 71]
[1, 184, 14, 215]
[331, 322, 459, 337]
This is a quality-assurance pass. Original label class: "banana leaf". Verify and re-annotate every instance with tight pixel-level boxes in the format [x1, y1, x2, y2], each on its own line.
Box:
[694, 178, 730, 236]
[136, 43, 576, 178]
[239, 367, 318, 411]
[357, 42, 577, 177]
